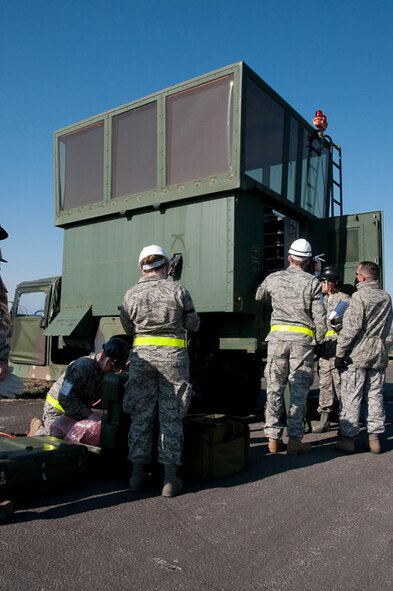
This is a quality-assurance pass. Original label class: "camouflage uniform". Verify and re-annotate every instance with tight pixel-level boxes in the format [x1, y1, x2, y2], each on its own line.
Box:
[0, 275, 11, 372]
[337, 280, 393, 438]
[38, 355, 105, 435]
[318, 291, 351, 412]
[256, 266, 326, 440]
[120, 275, 200, 466]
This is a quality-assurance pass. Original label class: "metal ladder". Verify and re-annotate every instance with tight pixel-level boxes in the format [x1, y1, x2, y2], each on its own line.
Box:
[324, 135, 343, 217]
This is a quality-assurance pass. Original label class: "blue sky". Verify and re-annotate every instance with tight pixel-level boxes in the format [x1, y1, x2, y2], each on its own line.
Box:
[1, 0, 393, 299]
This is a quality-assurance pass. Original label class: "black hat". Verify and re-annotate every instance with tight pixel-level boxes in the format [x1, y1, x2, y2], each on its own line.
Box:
[102, 338, 130, 369]
[0, 226, 8, 240]
[320, 266, 340, 284]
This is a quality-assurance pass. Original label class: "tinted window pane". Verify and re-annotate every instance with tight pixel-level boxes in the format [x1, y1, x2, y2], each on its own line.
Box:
[166, 75, 234, 185]
[300, 130, 328, 217]
[112, 102, 157, 198]
[244, 78, 285, 195]
[287, 117, 298, 203]
[59, 123, 104, 210]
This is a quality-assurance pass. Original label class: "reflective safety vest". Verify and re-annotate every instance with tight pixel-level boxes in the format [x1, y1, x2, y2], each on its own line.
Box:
[270, 324, 315, 338]
[133, 336, 187, 348]
[325, 329, 340, 338]
[46, 392, 64, 412]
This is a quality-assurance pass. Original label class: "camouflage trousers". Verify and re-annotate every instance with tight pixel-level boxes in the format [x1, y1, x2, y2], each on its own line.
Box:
[123, 355, 192, 466]
[264, 340, 314, 440]
[339, 366, 385, 437]
[36, 400, 63, 435]
[318, 356, 341, 412]
[37, 396, 92, 436]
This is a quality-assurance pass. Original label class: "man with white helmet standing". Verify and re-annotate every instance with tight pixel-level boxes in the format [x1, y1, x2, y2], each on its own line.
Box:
[256, 238, 326, 454]
[120, 245, 200, 497]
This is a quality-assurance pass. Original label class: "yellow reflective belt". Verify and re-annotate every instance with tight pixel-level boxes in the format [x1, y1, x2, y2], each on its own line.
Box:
[46, 393, 64, 413]
[270, 324, 315, 338]
[133, 336, 187, 348]
[325, 329, 339, 337]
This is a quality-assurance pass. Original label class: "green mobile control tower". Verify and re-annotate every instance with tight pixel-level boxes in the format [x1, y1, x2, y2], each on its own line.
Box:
[10, 62, 384, 412]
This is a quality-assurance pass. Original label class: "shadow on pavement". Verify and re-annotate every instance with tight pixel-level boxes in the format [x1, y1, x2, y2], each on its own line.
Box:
[3, 369, 393, 525]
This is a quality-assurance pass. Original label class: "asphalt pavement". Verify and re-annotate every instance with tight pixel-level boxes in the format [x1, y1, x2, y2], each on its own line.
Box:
[1, 370, 393, 591]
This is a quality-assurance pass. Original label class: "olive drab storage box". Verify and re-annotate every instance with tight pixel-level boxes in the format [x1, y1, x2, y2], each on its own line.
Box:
[100, 372, 129, 454]
[182, 414, 250, 480]
[0, 435, 88, 502]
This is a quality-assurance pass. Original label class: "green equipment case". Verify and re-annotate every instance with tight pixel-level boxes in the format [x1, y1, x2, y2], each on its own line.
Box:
[182, 414, 250, 480]
[0, 435, 88, 503]
[100, 373, 129, 456]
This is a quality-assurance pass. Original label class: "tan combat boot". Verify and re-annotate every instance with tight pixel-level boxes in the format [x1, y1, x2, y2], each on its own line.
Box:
[335, 436, 355, 454]
[268, 438, 285, 453]
[162, 464, 183, 498]
[312, 412, 331, 433]
[129, 463, 148, 492]
[0, 500, 14, 522]
[368, 434, 381, 454]
[26, 417, 43, 437]
[287, 438, 311, 455]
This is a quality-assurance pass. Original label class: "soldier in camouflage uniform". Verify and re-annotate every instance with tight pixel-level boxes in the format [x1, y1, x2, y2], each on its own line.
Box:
[0, 226, 16, 521]
[30, 338, 130, 436]
[256, 239, 326, 455]
[335, 261, 393, 454]
[313, 267, 351, 433]
[120, 244, 200, 497]
[0, 224, 11, 383]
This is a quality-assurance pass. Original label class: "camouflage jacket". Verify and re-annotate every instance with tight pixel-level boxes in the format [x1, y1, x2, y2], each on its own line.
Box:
[120, 275, 200, 361]
[256, 265, 326, 345]
[324, 290, 351, 341]
[336, 280, 393, 369]
[49, 355, 105, 420]
[0, 275, 10, 362]
[0, 334, 8, 364]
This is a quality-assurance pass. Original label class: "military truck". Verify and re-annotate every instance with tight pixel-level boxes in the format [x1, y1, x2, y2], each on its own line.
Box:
[9, 62, 384, 412]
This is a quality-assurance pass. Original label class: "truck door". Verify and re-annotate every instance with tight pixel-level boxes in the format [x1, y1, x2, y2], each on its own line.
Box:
[305, 211, 383, 293]
[10, 278, 60, 365]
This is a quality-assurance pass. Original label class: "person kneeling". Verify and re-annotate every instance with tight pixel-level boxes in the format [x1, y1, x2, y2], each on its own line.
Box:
[27, 338, 130, 446]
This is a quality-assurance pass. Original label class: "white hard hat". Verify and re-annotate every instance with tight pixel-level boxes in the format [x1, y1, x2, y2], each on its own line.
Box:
[288, 238, 312, 261]
[138, 244, 169, 270]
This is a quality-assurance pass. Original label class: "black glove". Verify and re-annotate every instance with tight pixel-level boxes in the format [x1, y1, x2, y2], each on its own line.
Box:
[314, 344, 322, 359]
[334, 356, 347, 370]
